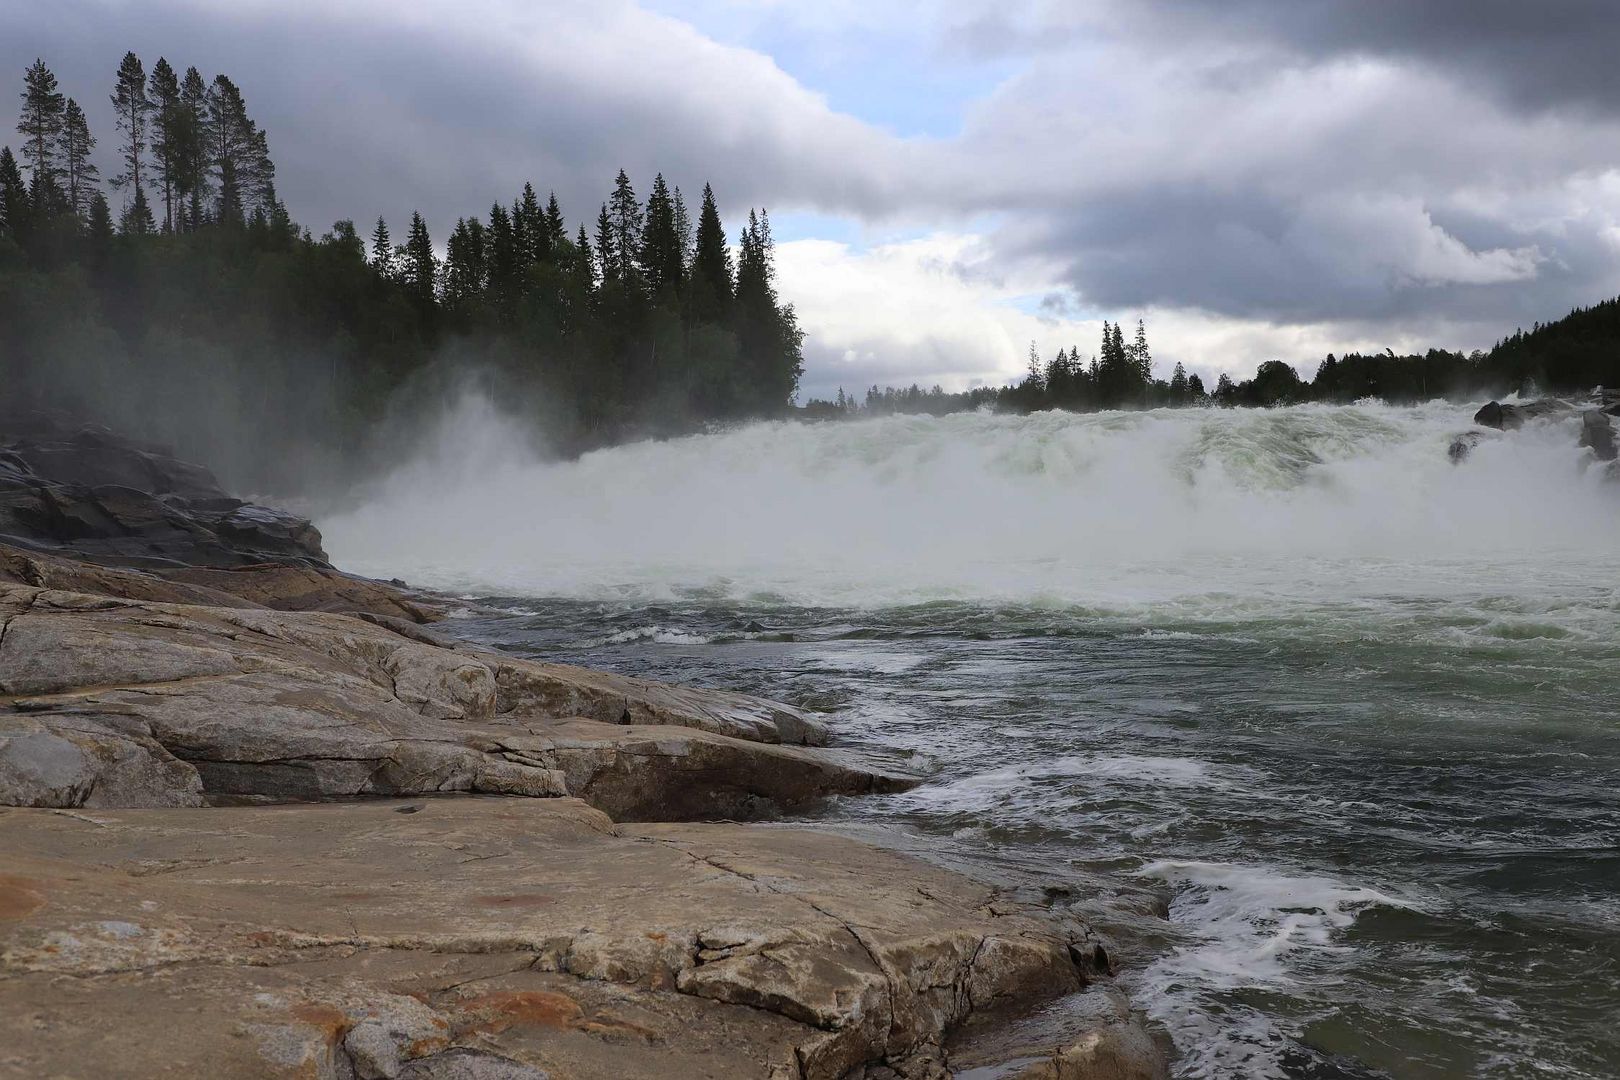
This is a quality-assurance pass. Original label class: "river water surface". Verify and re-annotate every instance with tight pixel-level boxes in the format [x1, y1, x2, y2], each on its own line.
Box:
[326, 401, 1620, 1079]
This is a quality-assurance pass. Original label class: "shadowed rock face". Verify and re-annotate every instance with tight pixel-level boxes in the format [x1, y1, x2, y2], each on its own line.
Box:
[0, 419, 327, 569]
[0, 798, 1164, 1080]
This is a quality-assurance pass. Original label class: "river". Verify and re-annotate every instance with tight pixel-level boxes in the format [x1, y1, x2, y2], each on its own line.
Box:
[326, 399, 1620, 1078]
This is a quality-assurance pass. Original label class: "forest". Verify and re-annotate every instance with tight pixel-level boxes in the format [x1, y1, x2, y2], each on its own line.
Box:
[0, 55, 804, 486]
[6, 55, 1618, 479]
[810, 301, 1620, 419]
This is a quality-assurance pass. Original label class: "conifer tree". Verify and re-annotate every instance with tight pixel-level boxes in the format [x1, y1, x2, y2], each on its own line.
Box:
[593, 203, 616, 285]
[178, 67, 209, 228]
[691, 182, 732, 321]
[545, 193, 567, 254]
[0, 146, 28, 242]
[574, 223, 595, 288]
[1132, 319, 1152, 384]
[516, 182, 544, 263]
[640, 173, 681, 295]
[487, 202, 517, 308]
[147, 58, 181, 230]
[121, 185, 155, 234]
[110, 52, 150, 203]
[606, 170, 642, 287]
[85, 190, 113, 254]
[204, 74, 269, 224]
[17, 60, 65, 209]
[1169, 361, 1189, 404]
[58, 99, 98, 219]
[369, 216, 392, 276]
[403, 211, 436, 306]
[672, 187, 692, 277]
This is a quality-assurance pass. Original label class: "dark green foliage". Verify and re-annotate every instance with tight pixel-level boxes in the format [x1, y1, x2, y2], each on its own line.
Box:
[3, 56, 807, 486]
[58, 99, 98, 219]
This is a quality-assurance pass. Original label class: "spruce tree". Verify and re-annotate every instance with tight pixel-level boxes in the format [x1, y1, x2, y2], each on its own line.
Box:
[640, 172, 681, 295]
[486, 203, 517, 312]
[370, 216, 392, 276]
[593, 203, 616, 285]
[85, 190, 113, 255]
[691, 182, 732, 322]
[672, 186, 692, 277]
[121, 185, 155, 234]
[403, 211, 436, 306]
[606, 169, 642, 287]
[516, 182, 544, 263]
[110, 52, 150, 204]
[545, 192, 567, 254]
[0, 146, 28, 243]
[1169, 361, 1189, 404]
[17, 60, 65, 210]
[1132, 319, 1152, 385]
[58, 99, 98, 219]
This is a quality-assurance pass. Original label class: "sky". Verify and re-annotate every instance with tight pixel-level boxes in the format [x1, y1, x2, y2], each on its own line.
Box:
[7, 0, 1620, 400]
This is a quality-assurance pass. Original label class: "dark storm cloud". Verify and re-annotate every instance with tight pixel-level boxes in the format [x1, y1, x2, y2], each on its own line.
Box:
[0, 0, 907, 243]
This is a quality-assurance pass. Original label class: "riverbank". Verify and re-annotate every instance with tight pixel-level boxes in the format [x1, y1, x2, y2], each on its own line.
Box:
[0, 418, 1167, 1079]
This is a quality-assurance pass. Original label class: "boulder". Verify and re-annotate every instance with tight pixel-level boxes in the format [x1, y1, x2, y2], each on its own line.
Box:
[0, 798, 1165, 1079]
[1446, 431, 1482, 464]
[1578, 409, 1617, 461]
[1471, 398, 1574, 431]
[0, 584, 903, 817]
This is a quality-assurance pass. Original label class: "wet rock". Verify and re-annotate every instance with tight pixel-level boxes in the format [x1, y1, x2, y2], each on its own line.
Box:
[1472, 399, 1574, 431]
[1578, 409, 1617, 461]
[1447, 431, 1482, 464]
[0, 419, 327, 569]
[0, 798, 1162, 1079]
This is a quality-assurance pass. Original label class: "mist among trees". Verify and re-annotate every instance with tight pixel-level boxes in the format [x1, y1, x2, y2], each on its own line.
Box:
[1, 55, 804, 488]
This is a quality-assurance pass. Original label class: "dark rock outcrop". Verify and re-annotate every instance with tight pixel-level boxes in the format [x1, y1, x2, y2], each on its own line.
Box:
[1, 418, 327, 569]
[1471, 399, 1574, 431]
[1447, 431, 1482, 464]
[1578, 409, 1617, 461]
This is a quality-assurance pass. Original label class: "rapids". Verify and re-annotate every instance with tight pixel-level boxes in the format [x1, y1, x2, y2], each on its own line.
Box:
[325, 400, 1620, 1078]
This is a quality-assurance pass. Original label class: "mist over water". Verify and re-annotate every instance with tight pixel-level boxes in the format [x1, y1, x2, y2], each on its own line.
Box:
[326, 399, 1620, 1078]
[327, 395, 1620, 608]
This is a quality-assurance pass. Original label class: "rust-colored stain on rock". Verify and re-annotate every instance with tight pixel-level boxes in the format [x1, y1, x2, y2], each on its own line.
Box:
[289, 1003, 349, 1045]
[455, 990, 584, 1035]
[0, 876, 45, 920]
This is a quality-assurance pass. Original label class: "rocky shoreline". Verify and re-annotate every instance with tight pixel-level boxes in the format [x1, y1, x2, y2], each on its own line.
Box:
[0, 419, 1167, 1079]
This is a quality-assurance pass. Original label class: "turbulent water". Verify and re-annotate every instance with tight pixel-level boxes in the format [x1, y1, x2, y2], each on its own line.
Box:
[326, 400, 1620, 1079]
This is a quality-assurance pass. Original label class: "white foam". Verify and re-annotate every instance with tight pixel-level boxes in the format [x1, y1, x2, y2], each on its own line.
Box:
[1131, 860, 1420, 1079]
[323, 397, 1620, 614]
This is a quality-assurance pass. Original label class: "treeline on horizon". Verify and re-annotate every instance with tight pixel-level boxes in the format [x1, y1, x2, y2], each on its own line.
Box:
[809, 305, 1620, 420]
[0, 54, 803, 488]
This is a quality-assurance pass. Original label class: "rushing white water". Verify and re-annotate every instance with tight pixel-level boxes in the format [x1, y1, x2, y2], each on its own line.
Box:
[326, 396, 1620, 1077]
[326, 395, 1620, 608]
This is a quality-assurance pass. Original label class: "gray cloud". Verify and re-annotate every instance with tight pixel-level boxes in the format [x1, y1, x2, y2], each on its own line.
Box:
[5, 0, 1620, 381]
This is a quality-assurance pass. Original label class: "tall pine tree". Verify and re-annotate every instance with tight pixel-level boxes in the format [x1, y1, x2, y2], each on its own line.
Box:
[110, 52, 149, 204]
[146, 58, 182, 231]
[606, 169, 642, 288]
[17, 60, 65, 213]
[58, 98, 98, 219]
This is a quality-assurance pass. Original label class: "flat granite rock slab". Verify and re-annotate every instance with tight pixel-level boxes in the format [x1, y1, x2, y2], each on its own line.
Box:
[0, 798, 1163, 1080]
[0, 583, 913, 816]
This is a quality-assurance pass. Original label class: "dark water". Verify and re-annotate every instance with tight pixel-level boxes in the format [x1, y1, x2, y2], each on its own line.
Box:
[445, 592, 1620, 1080]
